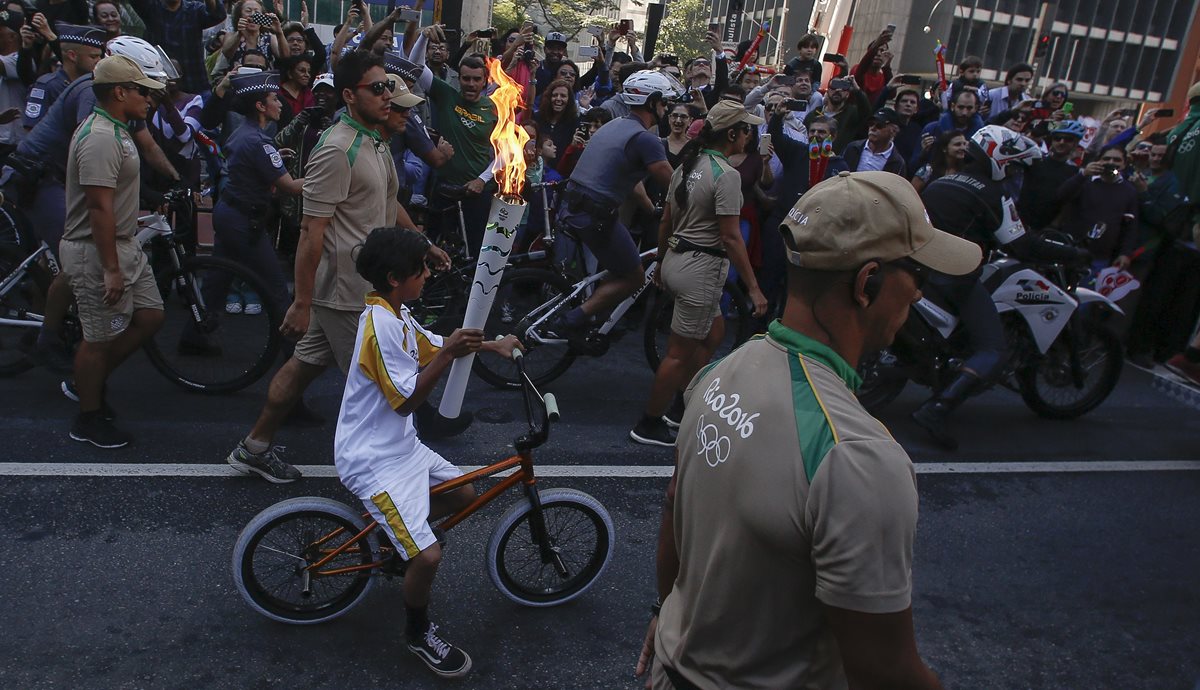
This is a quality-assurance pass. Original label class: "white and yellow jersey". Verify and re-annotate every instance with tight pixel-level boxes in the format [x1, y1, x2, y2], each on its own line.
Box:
[334, 293, 443, 497]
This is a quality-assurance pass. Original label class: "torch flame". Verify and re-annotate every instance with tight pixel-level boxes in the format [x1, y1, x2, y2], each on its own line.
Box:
[486, 57, 530, 200]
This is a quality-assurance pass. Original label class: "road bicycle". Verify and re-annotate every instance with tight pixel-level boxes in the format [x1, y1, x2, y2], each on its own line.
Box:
[473, 247, 754, 389]
[231, 351, 615, 623]
[0, 189, 281, 393]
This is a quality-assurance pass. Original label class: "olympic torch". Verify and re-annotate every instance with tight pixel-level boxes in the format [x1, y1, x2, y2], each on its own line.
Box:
[439, 58, 530, 419]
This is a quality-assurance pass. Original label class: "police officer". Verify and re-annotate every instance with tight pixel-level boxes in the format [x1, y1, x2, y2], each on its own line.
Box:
[554, 69, 682, 347]
[187, 70, 303, 353]
[22, 23, 106, 132]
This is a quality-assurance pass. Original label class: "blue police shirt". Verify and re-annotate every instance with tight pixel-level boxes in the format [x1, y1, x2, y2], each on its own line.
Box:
[22, 70, 69, 130]
[220, 119, 287, 213]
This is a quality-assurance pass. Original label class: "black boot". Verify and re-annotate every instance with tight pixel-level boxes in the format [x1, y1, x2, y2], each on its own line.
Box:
[911, 372, 981, 451]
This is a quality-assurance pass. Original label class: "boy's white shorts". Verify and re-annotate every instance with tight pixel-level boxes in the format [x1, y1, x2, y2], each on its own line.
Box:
[360, 444, 464, 560]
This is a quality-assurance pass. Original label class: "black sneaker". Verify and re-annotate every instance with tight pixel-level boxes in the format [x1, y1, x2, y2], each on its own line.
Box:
[69, 413, 131, 449]
[662, 395, 684, 430]
[61, 380, 116, 421]
[226, 442, 302, 483]
[407, 622, 472, 678]
[630, 416, 676, 447]
[911, 404, 959, 451]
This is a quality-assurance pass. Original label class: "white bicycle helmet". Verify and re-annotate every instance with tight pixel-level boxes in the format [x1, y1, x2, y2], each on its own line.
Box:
[106, 35, 172, 80]
[620, 69, 686, 106]
[969, 124, 1042, 181]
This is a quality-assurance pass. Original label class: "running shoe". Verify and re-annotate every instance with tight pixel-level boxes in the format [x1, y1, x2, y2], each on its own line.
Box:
[69, 413, 131, 449]
[407, 622, 472, 678]
[630, 416, 676, 448]
[662, 395, 684, 430]
[225, 294, 243, 314]
[226, 442, 302, 483]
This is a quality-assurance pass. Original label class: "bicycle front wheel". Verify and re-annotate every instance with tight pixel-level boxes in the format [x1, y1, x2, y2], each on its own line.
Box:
[644, 280, 755, 372]
[144, 255, 281, 394]
[474, 267, 577, 389]
[486, 488, 615, 607]
[232, 497, 379, 625]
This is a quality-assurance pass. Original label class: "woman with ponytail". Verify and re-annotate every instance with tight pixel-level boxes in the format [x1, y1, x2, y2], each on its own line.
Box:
[630, 101, 770, 447]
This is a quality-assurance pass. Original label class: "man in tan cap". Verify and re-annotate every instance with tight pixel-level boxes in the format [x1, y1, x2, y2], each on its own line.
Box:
[59, 55, 166, 448]
[637, 171, 981, 690]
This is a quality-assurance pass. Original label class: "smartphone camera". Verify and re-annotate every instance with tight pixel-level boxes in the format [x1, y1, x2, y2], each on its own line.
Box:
[477, 28, 496, 38]
[250, 11, 272, 27]
[784, 98, 808, 111]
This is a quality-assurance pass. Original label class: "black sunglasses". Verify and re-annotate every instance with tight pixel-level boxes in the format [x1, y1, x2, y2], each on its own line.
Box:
[123, 83, 151, 97]
[355, 79, 395, 96]
[1049, 90, 1067, 97]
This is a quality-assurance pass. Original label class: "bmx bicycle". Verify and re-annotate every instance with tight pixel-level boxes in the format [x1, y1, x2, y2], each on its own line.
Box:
[231, 350, 615, 624]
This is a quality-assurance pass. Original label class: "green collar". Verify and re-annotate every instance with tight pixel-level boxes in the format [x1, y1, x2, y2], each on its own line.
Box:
[768, 320, 863, 390]
[701, 148, 730, 164]
[92, 106, 129, 132]
[339, 112, 383, 141]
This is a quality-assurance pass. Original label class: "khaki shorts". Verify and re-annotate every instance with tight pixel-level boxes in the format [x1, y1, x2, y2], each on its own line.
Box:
[59, 238, 162, 343]
[660, 249, 729, 340]
[293, 304, 360, 372]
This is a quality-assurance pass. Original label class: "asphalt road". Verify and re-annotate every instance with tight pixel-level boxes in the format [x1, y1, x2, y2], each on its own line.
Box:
[0, 329, 1197, 689]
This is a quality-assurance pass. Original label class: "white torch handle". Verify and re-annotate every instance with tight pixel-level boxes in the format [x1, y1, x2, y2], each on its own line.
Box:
[438, 195, 526, 418]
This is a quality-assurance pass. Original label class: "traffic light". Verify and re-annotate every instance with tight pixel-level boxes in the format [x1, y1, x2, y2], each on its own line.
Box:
[1033, 33, 1052, 61]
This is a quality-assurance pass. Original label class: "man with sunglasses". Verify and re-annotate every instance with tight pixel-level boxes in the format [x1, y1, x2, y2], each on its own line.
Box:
[637, 171, 980, 690]
[224, 50, 447, 483]
[1018, 119, 1085, 232]
[59, 55, 168, 448]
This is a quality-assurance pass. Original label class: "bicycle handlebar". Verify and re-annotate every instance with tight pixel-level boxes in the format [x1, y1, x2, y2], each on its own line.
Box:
[511, 348, 557, 451]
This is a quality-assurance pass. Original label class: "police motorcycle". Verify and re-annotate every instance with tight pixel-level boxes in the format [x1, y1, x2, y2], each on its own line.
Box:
[857, 241, 1124, 419]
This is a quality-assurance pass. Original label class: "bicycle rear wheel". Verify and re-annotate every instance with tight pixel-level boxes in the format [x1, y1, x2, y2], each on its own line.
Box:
[643, 280, 756, 372]
[232, 497, 379, 625]
[486, 488, 615, 607]
[474, 267, 577, 390]
[0, 244, 50, 376]
[143, 255, 281, 394]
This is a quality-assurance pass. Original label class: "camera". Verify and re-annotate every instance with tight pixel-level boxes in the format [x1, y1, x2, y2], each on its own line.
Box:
[656, 53, 678, 67]
[477, 27, 496, 38]
[784, 99, 808, 111]
[250, 11, 273, 27]
[900, 74, 921, 86]
[674, 91, 695, 104]
[576, 122, 591, 141]
[521, 48, 536, 63]
[578, 45, 599, 59]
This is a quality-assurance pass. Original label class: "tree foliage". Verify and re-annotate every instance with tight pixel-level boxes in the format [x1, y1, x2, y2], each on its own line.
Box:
[654, 0, 710, 61]
[492, 0, 617, 41]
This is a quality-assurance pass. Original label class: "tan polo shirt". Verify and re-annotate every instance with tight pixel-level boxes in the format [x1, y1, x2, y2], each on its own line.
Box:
[668, 149, 742, 249]
[654, 320, 920, 690]
[63, 108, 140, 242]
[303, 113, 400, 311]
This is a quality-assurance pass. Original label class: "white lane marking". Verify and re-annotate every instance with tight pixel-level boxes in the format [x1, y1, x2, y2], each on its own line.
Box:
[0, 461, 1198, 478]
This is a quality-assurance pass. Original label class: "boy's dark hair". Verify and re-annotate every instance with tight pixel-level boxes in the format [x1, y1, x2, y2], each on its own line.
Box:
[355, 226, 431, 292]
[959, 55, 983, 71]
[459, 55, 487, 74]
[335, 50, 384, 95]
[582, 107, 612, 125]
[796, 33, 821, 50]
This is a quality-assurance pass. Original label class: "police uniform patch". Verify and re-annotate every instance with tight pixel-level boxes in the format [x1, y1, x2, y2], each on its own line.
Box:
[24, 102, 41, 118]
[263, 143, 284, 168]
[29, 87, 44, 99]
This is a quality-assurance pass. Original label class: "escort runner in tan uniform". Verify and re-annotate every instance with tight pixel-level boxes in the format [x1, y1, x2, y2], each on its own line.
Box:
[640, 171, 983, 689]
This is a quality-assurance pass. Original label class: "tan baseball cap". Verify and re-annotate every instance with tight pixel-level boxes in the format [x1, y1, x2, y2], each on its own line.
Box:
[706, 99, 763, 130]
[386, 73, 424, 108]
[780, 171, 981, 275]
[93, 54, 166, 90]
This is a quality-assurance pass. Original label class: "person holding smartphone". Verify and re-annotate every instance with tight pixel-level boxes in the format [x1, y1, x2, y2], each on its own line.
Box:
[1053, 147, 1139, 275]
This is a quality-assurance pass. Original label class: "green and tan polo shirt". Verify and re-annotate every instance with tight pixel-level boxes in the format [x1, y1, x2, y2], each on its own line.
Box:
[655, 320, 920, 690]
[63, 108, 141, 242]
[668, 148, 743, 249]
[303, 113, 400, 311]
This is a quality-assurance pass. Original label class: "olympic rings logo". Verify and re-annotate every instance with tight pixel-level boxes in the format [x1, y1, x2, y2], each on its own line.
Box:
[695, 414, 731, 468]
